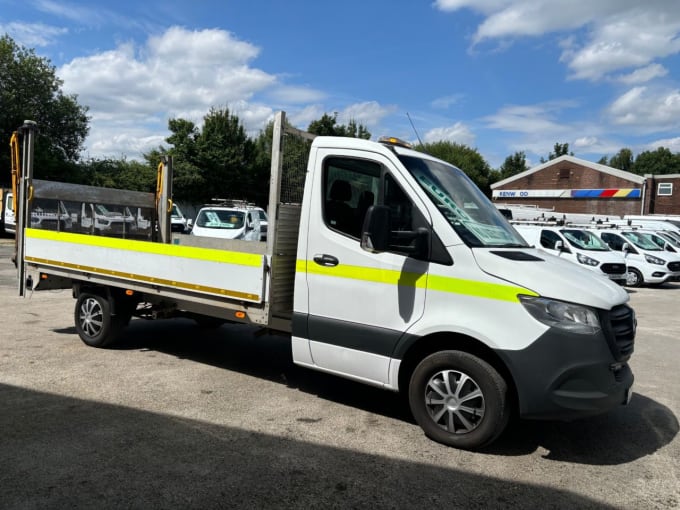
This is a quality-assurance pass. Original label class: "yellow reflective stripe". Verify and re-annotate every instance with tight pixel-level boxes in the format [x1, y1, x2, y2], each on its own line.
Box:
[427, 274, 534, 302]
[25, 256, 260, 301]
[304, 260, 427, 286]
[25, 228, 263, 267]
[298, 259, 536, 303]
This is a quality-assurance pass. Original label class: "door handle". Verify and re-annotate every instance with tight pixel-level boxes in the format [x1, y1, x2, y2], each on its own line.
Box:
[313, 254, 339, 267]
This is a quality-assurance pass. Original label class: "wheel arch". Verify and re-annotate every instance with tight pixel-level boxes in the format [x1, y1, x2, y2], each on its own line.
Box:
[73, 283, 138, 316]
[397, 332, 518, 412]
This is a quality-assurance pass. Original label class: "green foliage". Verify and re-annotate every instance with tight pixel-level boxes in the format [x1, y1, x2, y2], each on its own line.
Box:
[608, 148, 634, 173]
[79, 158, 156, 191]
[632, 147, 680, 176]
[307, 113, 371, 139]
[417, 141, 493, 195]
[540, 142, 574, 163]
[497, 151, 528, 181]
[0, 34, 89, 184]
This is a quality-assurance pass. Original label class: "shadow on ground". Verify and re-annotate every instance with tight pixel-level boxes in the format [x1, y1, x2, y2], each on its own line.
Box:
[51, 317, 679, 467]
[2, 382, 621, 510]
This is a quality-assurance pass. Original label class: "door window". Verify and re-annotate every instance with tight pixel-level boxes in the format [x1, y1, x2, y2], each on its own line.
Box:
[323, 157, 380, 238]
[540, 230, 562, 250]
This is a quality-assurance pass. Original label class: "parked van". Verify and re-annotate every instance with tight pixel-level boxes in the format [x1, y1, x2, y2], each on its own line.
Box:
[79, 203, 136, 235]
[590, 228, 680, 287]
[191, 201, 262, 241]
[171, 203, 190, 233]
[513, 224, 627, 284]
[3, 190, 15, 235]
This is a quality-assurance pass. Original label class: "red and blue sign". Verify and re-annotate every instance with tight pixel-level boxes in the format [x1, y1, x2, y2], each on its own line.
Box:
[571, 189, 641, 198]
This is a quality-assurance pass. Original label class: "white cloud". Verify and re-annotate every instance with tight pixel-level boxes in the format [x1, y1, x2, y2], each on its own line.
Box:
[483, 102, 574, 135]
[646, 136, 680, 153]
[268, 86, 326, 104]
[607, 86, 680, 130]
[431, 94, 464, 110]
[423, 122, 475, 146]
[57, 26, 284, 158]
[339, 101, 397, 127]
[0, 21, 67, 47]
[434, 0, 680, 81]
[616, 64, 668, 85]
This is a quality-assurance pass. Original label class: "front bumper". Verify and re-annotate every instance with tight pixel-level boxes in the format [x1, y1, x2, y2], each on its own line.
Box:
[497, 317, 634, 420]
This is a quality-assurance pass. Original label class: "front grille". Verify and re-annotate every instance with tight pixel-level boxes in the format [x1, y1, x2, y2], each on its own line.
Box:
[600, 263, 626, 275]
[667, 261, 680, 272]
[600, 304, 635, 361]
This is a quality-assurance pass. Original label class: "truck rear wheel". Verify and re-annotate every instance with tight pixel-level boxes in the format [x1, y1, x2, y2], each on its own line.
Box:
[74, 293, 122, 348]
[408, 350, 509, 450]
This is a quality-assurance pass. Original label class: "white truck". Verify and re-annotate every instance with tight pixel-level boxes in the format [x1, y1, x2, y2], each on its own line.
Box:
[13, 114, 636, 449]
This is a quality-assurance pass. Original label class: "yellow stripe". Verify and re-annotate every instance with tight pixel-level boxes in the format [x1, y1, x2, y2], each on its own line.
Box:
[613, 189, 631, 198]
[299, 259, 536, 303]
[25, 228, 263, 267]
[26, 256, 260, 301]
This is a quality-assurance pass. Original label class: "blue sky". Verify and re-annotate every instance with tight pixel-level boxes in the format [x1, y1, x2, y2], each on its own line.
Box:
[2, 0, 680, 168]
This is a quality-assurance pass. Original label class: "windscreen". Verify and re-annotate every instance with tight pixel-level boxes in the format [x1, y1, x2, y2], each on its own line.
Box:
[196, 209, 245, 229]
[398, 154, 528, 248]
[561, 229, 610, 251]
[621, 231, 662, 250]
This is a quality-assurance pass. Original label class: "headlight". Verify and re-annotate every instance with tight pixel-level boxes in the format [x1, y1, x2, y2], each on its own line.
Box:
[576, 253, 599, 266]
[644, 254, 665, 265]
[519, 295, 601, 334]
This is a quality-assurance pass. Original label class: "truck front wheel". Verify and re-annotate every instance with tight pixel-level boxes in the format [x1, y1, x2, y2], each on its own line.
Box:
[74, 293, 122, 348]
[408, 350, 509, 450]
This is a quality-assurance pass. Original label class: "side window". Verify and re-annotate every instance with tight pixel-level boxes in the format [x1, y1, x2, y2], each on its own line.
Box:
[323, 157, 380, 238]
[602, 233, 622, 250]
[540, 230, 560, 249]
[384, 174, 431, 257]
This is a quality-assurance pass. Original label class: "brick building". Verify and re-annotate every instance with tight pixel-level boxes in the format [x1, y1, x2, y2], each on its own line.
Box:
[491, 155, 680, 216]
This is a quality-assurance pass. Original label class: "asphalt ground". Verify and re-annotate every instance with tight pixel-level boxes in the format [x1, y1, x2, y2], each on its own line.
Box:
[0, 235, 678, 509]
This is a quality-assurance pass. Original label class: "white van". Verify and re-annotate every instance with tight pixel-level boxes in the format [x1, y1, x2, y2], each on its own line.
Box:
[513, 225, 627, 284]
[591, 228, 680, 287]
[191, 203, 262, 241]
[171, 203, 190, 233]
[3, 191, 16, 235]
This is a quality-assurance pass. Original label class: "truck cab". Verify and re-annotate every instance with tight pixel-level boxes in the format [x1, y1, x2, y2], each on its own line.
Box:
[292, 135, 634, 448]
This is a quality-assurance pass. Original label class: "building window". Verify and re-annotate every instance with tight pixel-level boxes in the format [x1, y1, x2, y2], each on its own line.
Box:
[558, 168, 570, 179]
[658, 183, 673, 196]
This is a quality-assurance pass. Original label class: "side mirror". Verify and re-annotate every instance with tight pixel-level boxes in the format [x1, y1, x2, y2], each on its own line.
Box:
[554, 240, 570, 254]
[360, 205, 391, 253]
[360, 205, 430, 259]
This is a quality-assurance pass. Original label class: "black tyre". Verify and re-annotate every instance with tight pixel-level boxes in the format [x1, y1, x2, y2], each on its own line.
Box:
[74, 293, 122, 348]
[625, 268, 643, 288]
[408, 350, 509, 450]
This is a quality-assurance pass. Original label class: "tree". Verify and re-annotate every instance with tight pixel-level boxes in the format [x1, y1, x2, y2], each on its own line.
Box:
[540, 142, 573, 163]
[632, 147, 680, 176]
[497, 151, 528, 181]
[307, 113, 371, 139]
[0, 35, 89, 183]
[418, 141, 493, 195]
[608, 148, 634, 173]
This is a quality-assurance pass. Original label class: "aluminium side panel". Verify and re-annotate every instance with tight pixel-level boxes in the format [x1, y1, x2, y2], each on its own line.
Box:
[24, 228, 267, 303]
